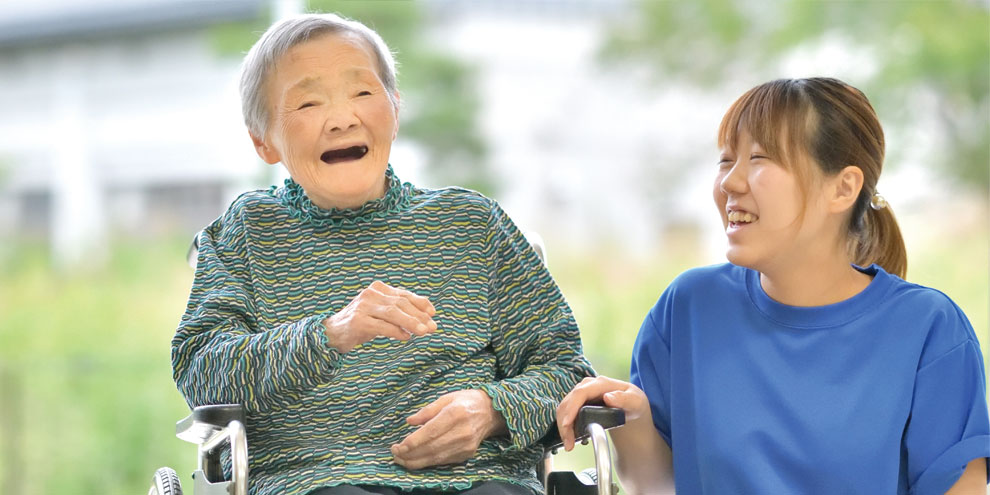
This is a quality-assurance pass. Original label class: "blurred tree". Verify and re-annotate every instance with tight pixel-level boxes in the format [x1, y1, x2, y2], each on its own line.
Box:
[209, 0, 494, 194]
[601, 0, 990, 192]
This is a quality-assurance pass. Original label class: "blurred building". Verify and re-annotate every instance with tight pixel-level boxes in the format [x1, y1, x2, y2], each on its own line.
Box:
[427, 0, 719, 257]
[0, 0, 268, 264]
[0, 0, 982, 271]
[1, 0, 692, 267]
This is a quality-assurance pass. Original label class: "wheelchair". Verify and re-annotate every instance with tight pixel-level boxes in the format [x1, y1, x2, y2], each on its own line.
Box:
[149, 402, 624, 495]
[153, 232, 626, 495]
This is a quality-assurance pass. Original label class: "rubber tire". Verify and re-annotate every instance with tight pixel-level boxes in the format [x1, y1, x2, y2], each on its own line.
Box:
[148, 467, 183, 495]
[574, 467, 597, 486]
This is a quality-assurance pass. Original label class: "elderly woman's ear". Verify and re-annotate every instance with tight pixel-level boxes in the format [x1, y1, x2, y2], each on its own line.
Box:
[390, 91, 401, 140]
[250, 132, 282, 165]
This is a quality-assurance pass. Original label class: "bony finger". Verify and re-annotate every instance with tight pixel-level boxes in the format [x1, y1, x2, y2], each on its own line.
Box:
[390, 296, 432, 330]
[404, 291, 435, 315]
[395, 426, 429, 455]
[377, 321, 411, 342]
[405, 322, 429, 337]
[556, 416, 573, 451]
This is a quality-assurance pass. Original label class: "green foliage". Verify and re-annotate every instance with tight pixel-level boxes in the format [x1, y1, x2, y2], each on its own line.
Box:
[0, 239, 194, 494]
[602, 0, 990, 191]
[209, 17, 274, 57]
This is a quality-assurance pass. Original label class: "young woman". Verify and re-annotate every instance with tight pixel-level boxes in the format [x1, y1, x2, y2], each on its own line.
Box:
[556, 78, 989, 494]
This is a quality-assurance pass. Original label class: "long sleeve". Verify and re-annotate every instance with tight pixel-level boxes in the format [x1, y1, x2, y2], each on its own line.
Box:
[479, 202, 595, 450]
[171, 215, 342, 413]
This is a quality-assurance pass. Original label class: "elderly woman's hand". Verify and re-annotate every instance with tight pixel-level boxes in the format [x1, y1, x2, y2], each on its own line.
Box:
[390, 389, 507, 470]
[322, 280, 437, 353]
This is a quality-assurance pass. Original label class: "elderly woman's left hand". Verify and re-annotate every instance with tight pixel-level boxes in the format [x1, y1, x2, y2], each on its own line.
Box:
[390, 389, 508, 469]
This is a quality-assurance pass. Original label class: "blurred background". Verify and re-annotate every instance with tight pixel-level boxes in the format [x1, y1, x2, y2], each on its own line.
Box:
[0, 0, 986, 493]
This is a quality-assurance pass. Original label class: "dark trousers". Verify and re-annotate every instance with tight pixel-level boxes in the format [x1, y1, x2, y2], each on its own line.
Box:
[307, 481, 533, 495]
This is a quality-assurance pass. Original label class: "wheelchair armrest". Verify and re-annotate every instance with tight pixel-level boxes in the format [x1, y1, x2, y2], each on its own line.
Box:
[542, 405, 625, 454]
[176, 404, 245, 444]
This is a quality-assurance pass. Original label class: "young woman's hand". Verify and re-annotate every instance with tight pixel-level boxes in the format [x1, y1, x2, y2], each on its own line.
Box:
[556, 375, 652, 451]
[322, 280, 437, 353]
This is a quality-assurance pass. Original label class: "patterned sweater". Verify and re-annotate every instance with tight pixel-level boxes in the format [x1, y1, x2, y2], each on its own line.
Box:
[172, 166, 594, 495]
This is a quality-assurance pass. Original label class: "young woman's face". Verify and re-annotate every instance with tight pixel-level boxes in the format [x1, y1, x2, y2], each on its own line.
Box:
[713, 131, 830, 273]
[254, 32, 399, 210]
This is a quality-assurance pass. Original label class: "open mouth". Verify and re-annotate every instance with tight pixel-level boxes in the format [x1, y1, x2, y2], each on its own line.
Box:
[727, 210, 758, 226]
[320, 145, 369, 165]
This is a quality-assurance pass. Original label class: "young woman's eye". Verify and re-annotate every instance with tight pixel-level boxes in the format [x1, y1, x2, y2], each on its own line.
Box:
[718, 158, 733, 167]
[750, 154, 768, 161]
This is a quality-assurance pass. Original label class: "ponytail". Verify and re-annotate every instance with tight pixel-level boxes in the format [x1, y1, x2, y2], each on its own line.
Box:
[854, 204, 907, 279]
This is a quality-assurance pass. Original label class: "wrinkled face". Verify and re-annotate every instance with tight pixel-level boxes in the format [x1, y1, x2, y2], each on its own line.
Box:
[254, 32, 399, 210]
[713, 131, 828, 272]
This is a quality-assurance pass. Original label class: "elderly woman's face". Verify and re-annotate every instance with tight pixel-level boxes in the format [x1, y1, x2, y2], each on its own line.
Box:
[252, 32, 399, 210]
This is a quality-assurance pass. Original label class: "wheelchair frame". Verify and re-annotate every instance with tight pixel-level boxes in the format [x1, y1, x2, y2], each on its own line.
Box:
[153, 403, 624, 495]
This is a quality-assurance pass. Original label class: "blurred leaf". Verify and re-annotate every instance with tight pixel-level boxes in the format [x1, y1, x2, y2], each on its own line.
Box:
[601, 0, 990, 191]
[209, 17, 273, 56]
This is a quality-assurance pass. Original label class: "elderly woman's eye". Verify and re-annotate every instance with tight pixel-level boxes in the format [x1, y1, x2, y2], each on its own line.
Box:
[298, 102, 317, 110]
[356, 90, 372, 97]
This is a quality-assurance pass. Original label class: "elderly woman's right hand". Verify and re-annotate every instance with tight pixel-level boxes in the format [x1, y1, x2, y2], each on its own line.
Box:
[322, 281, 437, 353]
[556, 376, 652, 452]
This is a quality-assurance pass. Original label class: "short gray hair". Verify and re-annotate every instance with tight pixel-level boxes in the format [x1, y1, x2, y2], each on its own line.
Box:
[240, 13, 399, 138]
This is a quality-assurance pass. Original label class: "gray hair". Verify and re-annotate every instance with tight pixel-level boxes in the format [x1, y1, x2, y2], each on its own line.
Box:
[239, 13, 399, 139]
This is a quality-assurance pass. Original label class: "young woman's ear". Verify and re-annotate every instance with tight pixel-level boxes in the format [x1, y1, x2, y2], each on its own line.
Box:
[250, 132, 282, 164]
[829, 165, 865, 213]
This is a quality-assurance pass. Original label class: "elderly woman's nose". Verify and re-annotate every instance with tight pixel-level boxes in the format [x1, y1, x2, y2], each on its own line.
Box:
[323, 102, 361, 133]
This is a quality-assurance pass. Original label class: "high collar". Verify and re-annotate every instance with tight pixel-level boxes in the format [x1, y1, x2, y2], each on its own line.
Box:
[275, 165, 411, 228]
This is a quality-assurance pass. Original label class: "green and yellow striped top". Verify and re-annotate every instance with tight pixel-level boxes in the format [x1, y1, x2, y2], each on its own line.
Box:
[172, 166, 594, 495]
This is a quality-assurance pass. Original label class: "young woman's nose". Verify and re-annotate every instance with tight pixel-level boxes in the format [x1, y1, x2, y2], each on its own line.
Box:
[719, 160, 749, 195]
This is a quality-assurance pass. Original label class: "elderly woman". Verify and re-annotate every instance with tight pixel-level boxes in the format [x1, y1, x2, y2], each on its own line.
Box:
[171, 13, 593, 495]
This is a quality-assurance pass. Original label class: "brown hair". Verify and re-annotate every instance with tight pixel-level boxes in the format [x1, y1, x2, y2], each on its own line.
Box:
[717, 78, 907, 278]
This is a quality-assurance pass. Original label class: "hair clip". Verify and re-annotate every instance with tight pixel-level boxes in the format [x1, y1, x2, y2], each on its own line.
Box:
[870, 191, 888, 210]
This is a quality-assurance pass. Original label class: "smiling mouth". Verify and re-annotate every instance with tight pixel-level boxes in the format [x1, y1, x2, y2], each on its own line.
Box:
[320, 145, 369, 164]
[727, 210, 758, 225]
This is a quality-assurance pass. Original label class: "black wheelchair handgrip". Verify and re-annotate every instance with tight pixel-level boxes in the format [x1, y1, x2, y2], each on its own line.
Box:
[193, 404, 246, 428]
[541, 405, 625, 453]
[574, 405, 625, 435]
[176, 403, 246, 438]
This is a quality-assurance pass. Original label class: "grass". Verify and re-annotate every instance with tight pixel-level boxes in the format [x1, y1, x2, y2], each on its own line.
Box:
[0, 238, 196, 494]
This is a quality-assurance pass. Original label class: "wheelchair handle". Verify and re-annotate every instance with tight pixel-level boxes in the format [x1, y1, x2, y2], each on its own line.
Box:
[198, 419, 248, 495]
[587, 422, 613, 495]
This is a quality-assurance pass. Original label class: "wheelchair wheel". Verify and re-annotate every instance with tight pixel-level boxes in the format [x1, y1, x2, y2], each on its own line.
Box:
[577, 467, 598, 485]
[148, 467, 183, 495]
